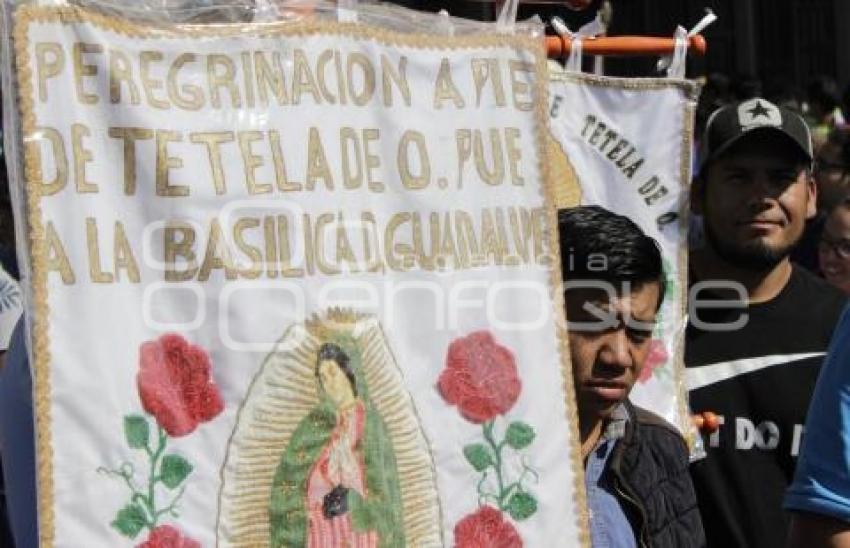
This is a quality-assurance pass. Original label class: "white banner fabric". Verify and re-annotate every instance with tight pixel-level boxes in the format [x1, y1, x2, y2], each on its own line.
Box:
[8, 6, 588, 547]
[548, 69, 700, 434]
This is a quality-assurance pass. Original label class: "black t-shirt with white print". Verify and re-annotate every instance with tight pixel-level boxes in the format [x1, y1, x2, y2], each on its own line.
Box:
[686, 265, 846, 548]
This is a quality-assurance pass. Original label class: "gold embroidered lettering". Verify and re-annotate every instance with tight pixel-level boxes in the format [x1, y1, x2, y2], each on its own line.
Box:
[29, 126, 68, 196]
[238, 131, 273, 194]
[189, 131, 234, 195]
[139, 51, 170, 109]
[199, 218, 237, 281]
[156, 130, 189, 197]
[35, 42, 65, 103]
[86, 217, 113, 283]
[254, 51, 288, 106]
[73, 42, 101, 105]
[234, 217, 263, 278]
[381, 54, 411, 107]
[45, 221, 75, 284]
[167, 53, 204, 110]
[398, 130, 430, 190]
[207, 54, 242, 108]
[164, 222, 198, 281]
[113, 220, 140, 283]
[346, 52, 376, 106]
[434, 58, 465, 109]
[306, 128, 333, 191]
[509, 60, 534, 112]
[108, 49, 140, 105]
[72, 123, 98, 193]
[109, 127, 153, 195]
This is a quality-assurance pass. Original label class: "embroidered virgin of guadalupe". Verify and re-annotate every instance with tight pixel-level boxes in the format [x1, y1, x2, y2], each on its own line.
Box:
[217, 312, 442, 547]
[269, 339, 404, 547]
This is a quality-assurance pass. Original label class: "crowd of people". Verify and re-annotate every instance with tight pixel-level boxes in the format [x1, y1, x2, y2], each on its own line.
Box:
[565, 84, 850, 546]
[2, 61, 850, 547]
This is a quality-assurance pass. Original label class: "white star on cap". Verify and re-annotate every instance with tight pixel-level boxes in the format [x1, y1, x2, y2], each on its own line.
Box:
[737, 98, 782, 131]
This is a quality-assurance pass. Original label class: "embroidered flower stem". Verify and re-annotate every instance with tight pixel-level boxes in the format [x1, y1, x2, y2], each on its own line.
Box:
[103, 416, 194, 539]
[467, 419, 539, 522]
[97, 464, 153, 527]
[144, 426, 166, 523]
[482, 420, 507, 507]
[153, 485, 187, 521]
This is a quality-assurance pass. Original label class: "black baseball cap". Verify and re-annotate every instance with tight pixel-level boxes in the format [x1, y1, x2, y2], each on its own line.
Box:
[699, 97, 813, 172]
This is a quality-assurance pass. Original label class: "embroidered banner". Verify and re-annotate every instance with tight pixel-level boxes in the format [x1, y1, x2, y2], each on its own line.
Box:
[6, 4, 587, 546]
[548, 68, 700, 434]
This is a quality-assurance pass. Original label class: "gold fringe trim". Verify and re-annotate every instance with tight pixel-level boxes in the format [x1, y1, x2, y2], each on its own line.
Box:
[676, 87, 700, 444]
[13, 7, 54, 547]
[548, 68, 702, 93]
[534, 53, 590, 547]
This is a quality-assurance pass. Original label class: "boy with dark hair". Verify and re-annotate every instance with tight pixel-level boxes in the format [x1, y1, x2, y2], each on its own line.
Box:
[559, 206, 704, 548]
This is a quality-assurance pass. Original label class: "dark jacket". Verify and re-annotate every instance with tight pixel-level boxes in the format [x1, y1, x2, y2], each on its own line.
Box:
[608, 401, 706, 548]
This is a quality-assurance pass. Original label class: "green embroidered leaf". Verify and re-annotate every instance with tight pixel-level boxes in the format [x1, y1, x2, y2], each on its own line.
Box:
[160, 454, 193, 489]
[463, 443, 493, 472]
[505, 421, 535, 450]
[507, 491, 538, 521]
[111, 502, 147, 538]
[123, 415, 149, 450]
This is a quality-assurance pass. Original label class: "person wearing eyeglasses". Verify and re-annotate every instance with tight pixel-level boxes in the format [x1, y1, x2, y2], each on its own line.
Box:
[814, 129, 850, 214]
[818, 197, 850, 294]
[792, 129, 850, 273]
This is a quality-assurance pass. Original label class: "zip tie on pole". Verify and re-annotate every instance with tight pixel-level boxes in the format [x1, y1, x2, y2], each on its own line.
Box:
[550, 16, 571, 40]
[665, 25, 688, 79]
[689, 8, 718, 37]
[551, 13, 606, 73]
[550, 17, 579, 70]
[551, 12, 606, 40]
[656, 7, 716, 73]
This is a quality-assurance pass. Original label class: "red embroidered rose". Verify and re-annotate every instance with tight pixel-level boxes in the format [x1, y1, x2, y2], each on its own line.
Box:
[136, 525, 201, 548]
[138, 334, 224, 437]
[438, 331, 521, 423]
[638, 339, 669, 383]
[454, 506, 523, 548]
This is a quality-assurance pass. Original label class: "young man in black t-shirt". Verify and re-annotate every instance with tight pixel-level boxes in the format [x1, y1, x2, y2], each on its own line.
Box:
[686, 98, 847, 548]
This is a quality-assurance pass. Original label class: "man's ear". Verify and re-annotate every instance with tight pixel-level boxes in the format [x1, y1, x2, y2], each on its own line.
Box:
[806, 172, 817, 220]
[691, 174, 706, 215]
